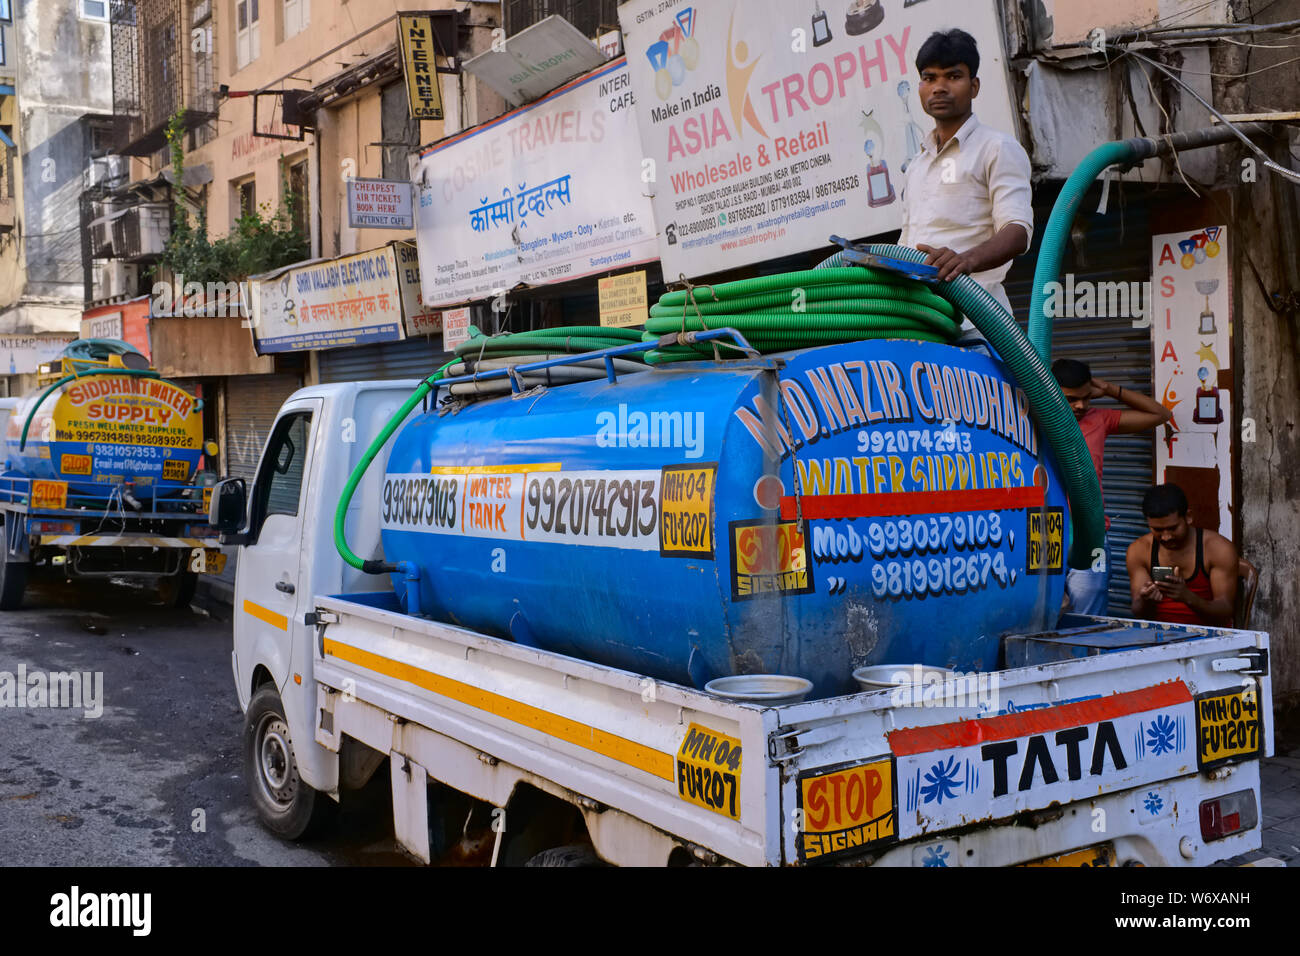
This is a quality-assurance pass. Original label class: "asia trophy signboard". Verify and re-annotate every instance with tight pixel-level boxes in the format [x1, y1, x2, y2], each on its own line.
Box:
[413, 57, 659, 308]
[617, 1, 1017, 279]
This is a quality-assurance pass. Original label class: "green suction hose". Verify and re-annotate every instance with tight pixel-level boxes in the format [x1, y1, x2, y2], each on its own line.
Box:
[1028, 140, 1140, 361]
[19, 367, 163, 451]
[643, 266, 963, 363]
[814, 244, 1104, 571]
[334, 359, 457, 572]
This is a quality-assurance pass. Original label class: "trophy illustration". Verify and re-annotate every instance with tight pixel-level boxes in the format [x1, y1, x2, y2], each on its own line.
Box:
[1195, 278, 1219, 336]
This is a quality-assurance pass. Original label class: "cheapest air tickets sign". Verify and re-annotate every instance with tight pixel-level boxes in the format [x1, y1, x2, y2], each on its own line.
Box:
[618, 0, 1017, 278]
[413, 58, 659, 308]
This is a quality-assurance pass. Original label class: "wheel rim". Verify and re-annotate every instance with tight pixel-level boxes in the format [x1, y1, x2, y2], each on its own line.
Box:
[255, 712, 298, 811]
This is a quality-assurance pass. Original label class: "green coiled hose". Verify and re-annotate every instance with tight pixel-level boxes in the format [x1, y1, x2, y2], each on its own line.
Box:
[643, 266, 963, 363]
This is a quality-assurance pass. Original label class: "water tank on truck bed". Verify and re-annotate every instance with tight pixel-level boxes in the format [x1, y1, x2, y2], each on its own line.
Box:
[380, 337, 1070, 698]
[2, 339, 204, 494]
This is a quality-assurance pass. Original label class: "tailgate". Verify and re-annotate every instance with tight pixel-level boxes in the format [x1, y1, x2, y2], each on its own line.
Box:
[773, 625, 1270, 864]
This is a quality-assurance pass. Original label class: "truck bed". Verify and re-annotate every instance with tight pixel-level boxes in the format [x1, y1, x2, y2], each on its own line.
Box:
[310, 591, 1272, 866]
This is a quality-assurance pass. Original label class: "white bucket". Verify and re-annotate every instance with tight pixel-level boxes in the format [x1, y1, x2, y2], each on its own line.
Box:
[852, 664, 956, 693]
[705, 674, 814, 706]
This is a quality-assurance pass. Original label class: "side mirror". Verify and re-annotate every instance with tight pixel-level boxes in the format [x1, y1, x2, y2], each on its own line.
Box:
[209, 477, 248, 536]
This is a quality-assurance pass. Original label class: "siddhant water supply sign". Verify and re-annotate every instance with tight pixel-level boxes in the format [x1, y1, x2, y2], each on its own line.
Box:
[617, 0, 1017, 278]
[9, 376, 204, 485]
[413, 57, 659, 307]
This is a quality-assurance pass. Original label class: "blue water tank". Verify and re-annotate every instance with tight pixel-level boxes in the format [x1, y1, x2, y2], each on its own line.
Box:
[381, 339, 1070, 697]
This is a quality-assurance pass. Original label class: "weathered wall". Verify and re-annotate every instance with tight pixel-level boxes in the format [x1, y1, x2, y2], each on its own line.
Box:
[1226, 0, 1300, 702]
[14, 0, 112, 305]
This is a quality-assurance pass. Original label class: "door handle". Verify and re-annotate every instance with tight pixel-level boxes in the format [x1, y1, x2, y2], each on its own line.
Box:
[275, 581, 295, 594]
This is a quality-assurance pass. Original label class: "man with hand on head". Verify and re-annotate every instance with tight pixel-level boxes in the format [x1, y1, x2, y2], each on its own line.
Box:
[898, 28, 1033, 324]
[1053, 357, 1171, 616]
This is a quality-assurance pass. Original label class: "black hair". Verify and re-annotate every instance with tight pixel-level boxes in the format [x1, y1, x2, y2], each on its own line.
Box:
[915, 29, 980, 78]
[1052, 358, 1091, 389]
[1143, 483, 1190, 519]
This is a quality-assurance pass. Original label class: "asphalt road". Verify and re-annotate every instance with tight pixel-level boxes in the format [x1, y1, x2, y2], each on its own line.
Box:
[0, 575, 410, 867]
[0, 573, 1295, 867]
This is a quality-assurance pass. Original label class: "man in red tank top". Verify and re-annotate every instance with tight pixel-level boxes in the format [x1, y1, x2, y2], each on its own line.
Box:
[1125, 483, 1237, 627]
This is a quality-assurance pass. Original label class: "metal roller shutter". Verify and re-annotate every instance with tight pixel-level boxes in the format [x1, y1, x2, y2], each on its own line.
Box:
[224, 373, 304, 481]
[1007, 188, 1156, 614]
[317, 337, 452, 384]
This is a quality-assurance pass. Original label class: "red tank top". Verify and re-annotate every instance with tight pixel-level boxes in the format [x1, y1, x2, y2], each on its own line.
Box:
[1151, 528, 1215, 625]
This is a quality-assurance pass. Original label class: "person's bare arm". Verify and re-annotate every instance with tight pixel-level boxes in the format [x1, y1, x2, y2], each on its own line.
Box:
[917, 223, 1030, 282]
[1127, 536, 1161, 619]
[1089, 377, 1171, 433]
[1154, 535, 1237, 627]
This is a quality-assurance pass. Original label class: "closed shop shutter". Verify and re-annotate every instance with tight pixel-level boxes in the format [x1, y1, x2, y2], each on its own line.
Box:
[224, 373, 303, 481]
[1006, 188, 1156, 614]
[317, 337, 451, 384]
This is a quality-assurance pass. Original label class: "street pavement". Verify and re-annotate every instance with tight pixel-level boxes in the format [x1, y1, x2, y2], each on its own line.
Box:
[0, 573, 1296, 866]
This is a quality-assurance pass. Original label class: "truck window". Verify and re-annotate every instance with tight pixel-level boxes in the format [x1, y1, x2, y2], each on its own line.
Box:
[254, 411, 311, 527]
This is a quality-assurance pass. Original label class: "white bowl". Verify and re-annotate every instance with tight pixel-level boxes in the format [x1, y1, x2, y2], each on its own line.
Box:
[704, 674, 814, 706]
[852, 664, 956, 693]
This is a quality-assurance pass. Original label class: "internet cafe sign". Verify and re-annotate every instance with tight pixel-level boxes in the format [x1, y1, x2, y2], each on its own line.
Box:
[347, 178, 415, 230]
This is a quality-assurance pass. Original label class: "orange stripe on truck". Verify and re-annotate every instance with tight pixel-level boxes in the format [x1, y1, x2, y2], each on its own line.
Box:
[243, 599, 288, 631]
[322, 638, 675, 781]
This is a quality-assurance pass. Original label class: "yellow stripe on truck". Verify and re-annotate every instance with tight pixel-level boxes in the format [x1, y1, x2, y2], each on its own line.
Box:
[243, 599, 288, 631]
[323, 637, 675, 781]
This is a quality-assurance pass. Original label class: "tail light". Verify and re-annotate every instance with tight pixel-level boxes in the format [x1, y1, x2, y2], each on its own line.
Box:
[30, 520, 76, 534]
[1199, 789, 1258, 841]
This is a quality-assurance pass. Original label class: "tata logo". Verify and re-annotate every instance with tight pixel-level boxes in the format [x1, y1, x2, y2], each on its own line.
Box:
[980, 720, 1127, 797]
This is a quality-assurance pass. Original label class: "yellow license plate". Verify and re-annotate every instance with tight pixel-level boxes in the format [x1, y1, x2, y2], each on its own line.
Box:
[675, 723, 742, 820]
[163, 459, 190, 481]
[1021, 844, 1114, 867]
[190, 547, 227, 575]
[1027, 507, 1064, 573]
[202, 487, 213, 514]
[1196, 687, 1264, 769]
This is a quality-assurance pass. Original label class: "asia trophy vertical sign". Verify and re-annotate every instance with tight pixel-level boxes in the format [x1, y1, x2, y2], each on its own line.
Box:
[1151, 226, 1233, 533]
[400, 14, 445, 120]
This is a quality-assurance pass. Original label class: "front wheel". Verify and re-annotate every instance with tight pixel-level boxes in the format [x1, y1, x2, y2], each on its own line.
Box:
[243, 685, 336, 840]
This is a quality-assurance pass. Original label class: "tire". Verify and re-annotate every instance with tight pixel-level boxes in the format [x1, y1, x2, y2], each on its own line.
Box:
[243, 685, 337, 840]
[0, 515, 28, 611]
[524, 844, 607, 867]
[157, 570, 198, 608]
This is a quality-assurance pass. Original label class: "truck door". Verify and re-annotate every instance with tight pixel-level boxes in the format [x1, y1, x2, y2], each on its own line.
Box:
[234, 399, 321, 697]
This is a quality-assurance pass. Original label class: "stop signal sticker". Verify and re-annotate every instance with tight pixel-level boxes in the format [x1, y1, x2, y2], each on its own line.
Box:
[797, 757, 897, 862]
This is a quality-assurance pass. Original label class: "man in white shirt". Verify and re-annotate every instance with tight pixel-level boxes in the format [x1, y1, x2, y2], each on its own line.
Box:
[898, 29, 1034, 319]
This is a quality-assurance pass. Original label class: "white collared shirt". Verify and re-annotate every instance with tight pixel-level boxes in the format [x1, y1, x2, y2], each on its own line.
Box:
[898, 112, 1033, 315]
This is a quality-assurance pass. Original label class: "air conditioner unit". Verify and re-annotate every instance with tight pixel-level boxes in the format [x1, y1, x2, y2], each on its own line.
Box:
[90, 200, 117, 258]
[105, 261, 138, 299]
[135, 203, 170, 257]
[87, 155, 127, 189]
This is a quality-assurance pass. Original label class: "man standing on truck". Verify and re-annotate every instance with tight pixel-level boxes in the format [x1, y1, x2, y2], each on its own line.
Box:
[1053, 358, 1172, 615]
[898, 29, 1033, 322]
[1126, 483, 1237, 627]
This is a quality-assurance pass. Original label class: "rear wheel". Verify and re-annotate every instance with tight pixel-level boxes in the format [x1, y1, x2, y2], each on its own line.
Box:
[0, 515, 28, 611]
[243, 685, 336, 840]
[157, 569, 198, 608]
[524, 844, 607, 867]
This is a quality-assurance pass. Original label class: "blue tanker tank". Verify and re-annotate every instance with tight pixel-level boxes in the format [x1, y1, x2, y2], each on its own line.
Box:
[380, 338, 1070, 697]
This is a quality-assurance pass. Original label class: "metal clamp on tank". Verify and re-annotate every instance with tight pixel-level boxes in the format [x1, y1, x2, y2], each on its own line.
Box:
[828, 234, 941, 284]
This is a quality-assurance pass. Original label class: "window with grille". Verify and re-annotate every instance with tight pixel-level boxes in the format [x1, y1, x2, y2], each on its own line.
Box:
[503, 0, 618, 37]
[234, 177, 256, 224]
[0, 143, 12, 199]
[284, 156, 309, 244]
[236, 0, 260, 69]
[192, 2, 215, 146]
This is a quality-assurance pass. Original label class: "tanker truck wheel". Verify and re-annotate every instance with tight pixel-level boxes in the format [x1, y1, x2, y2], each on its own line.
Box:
[157, 570, 197, 608]
[0, 517, 28, 611]
[244, 685, 337, 840]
